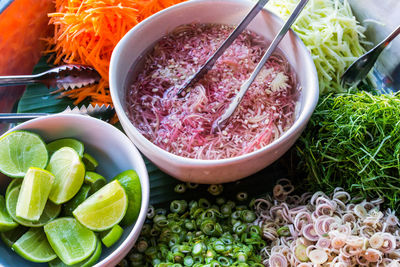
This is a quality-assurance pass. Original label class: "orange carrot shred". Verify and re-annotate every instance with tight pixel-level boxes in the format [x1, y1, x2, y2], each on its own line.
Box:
[47, 0, 186, 107]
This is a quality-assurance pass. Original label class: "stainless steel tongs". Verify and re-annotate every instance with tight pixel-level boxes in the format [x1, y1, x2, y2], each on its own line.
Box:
[0, 104, 114, 123]
[175, 0, 309, 132]
[0, 64, 101, 90]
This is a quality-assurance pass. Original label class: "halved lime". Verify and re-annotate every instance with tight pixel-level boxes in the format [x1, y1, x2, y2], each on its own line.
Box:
[16, 167, 55, 221]
[0, 130, 48, 178]
[82, 152, 98, 171]
[12, 227, 56, 262]
[84, 171, 107, 194]
[100, 224, 124, 247]
[73, 180, 128, 231]
[5, 178, 22, 199]
[47, 138, 84, 158]
[44, 218, 96, 265]
[46, 147, 85, 204]
[114, 170, 142, 226]
[0, 225, 28, 247]
[6, 186, 61, 227]
[0, 194, 18, 232]
[48, 236, 102, 267]
[62, 184, 91, 217]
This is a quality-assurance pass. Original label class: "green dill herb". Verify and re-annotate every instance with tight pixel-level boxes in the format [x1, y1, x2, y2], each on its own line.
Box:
[297, 91, 400, 210]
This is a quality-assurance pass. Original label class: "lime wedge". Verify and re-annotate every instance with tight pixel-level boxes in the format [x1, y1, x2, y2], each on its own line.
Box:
[0, 225, 28, 247]
[47, 138, 84, 158]
[12, 227, 56, 262]
[0, 194, 18, 232]
[62, 184, 91, 217]
[5, 178, 22, 199]
[0, 130, 48, 178]
[44, 218, 96, 265]
[82, 152, 99, 171]
[114, 170, 142, 226]
[46, 147, 85, 204]
[84, 171, 107, 194]
[16, 167, 55, 221]
[73, 180, 128, 231]
[48, 237, 102, 267]
[100, 224, 124, 247]
[6, 186, 61, 227]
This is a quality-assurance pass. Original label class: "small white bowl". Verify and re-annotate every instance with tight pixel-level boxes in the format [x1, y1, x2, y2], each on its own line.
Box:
[110, 0, 319, 183]
[0, 114, 149, 267]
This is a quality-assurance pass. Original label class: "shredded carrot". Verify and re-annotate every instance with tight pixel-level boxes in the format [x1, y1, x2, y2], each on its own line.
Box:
[46, 0, 186, 106]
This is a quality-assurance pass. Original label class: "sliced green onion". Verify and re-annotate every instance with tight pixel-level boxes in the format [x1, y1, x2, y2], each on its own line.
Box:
[240, 210, 256, 223]
[192, 242, 203, 256]
[147, 205, 155, 219]
[236, 192, 248, 201]
[277, 226, 290, 237]
[174, 183, 187, 194]
[184, 255, 194, 266]
[199, 198, 211, 209]
[186, 182, 199, 189]
[170, 200, 188, 214]
[207, 184, 223, 196]
[212, 240, 225, 253]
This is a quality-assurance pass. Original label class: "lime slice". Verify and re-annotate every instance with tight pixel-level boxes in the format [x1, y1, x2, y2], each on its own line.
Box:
[114, 170, 142, 226]
[84, 171, 107, 194]
[47, 138, 84, 158]
[62, 184, 91, 217]
[0, 130, 48, 178]
[48, 237, 102, 267]
[44, 218, 96, 265]
[46, 147, 85, 204]
[0, 194, 18, 232]
[0, 225, 28, 247]
[100, 224, 124, 247]
[16, 167, 55, 221]
[6, 186, 61, 227]
[5, 178, 22, 199]
[12, 227, 56, 262]
[73, 180, 128, 231]
[82, 152, 98, 171]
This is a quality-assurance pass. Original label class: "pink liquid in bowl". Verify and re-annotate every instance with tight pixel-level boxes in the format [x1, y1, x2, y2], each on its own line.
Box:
[127, 23, 298, 160]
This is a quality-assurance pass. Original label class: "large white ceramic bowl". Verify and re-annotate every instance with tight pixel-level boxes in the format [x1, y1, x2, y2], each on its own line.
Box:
[110, 0, 319, 183]
[0, 114, 149, 267]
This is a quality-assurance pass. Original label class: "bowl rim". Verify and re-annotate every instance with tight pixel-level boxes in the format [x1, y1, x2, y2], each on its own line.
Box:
[1, 114, 150, 267]
[110, 0, 319, 166]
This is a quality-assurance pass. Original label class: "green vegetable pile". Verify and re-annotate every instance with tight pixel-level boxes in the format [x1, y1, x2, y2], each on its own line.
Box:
[297, 91, 400, 210]
[266, 0, 368, 94]
[125, 197, 265, 266]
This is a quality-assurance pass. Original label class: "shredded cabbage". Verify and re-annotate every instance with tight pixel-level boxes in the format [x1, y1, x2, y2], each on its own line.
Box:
[265, 0, 367, 94]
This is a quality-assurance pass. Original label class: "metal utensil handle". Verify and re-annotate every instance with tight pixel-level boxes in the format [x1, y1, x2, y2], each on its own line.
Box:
[177, 0, 270, 96]
[212, 0, 309, 132]
[381, 24, 400, 48]
[0, 113, 49, 123]
[0, 74, 41, 87]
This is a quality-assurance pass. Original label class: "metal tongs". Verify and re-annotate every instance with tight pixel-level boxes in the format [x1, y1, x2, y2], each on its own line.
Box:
[0, 64, 112, 123]
[0, 104, 114, 123]
[0, 64, 101, 90]
[176, 0, 309, 133]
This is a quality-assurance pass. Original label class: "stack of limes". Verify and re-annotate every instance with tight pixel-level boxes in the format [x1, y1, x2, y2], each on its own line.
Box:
[0, 131, 142, 266]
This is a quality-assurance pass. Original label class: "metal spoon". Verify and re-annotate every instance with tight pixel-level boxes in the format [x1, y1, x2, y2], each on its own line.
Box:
[176, 0, 270, 97]
[341, 24, 400, 87]
[211, 0, 309, 133]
